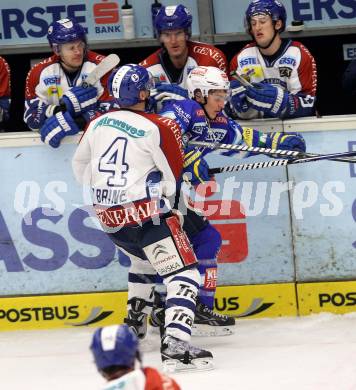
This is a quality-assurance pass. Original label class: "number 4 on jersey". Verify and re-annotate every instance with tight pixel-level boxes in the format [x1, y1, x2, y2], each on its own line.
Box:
[99, 137, 129, 187]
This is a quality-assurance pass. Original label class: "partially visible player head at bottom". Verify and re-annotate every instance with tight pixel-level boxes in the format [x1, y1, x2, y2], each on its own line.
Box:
[90, 324, 140, 381]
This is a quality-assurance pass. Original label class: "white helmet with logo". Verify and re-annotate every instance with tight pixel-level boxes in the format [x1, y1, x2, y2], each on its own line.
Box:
[187, 66, 230, 99]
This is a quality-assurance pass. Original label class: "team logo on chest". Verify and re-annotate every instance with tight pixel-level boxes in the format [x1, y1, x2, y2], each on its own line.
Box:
[279, 67, 292, 78]
[207, 128, 226, 141]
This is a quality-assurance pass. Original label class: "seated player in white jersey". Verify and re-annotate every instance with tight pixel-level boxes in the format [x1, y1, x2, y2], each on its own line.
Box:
[229, 0, 317, 119]
[24, 18, 113, 147]
[72, 63, 214, 372]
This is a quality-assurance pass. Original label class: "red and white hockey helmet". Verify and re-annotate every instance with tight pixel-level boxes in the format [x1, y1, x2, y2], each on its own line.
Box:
[187, 66, 230, 99]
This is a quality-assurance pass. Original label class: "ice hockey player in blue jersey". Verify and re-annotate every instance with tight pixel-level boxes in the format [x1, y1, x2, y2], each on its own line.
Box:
[148, 66, 306, 335]
[161, 66, 306, 155]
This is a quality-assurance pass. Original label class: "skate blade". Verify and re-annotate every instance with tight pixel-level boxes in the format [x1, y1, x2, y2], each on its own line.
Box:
[192, 323, 235, 337]
[151, 323, 234, 337]
[163, 357, 214, 373]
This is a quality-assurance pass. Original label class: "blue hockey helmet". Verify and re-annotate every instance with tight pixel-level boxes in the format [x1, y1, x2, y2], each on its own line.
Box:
[154, 4, 192, 36]
[245, 0, 287, 33]
[107, 64, 155, 107]
[90, 324, 139, 370]
[47, 18, 87, 51]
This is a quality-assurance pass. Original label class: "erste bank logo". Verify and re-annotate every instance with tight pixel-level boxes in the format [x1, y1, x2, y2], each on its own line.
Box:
[93, 0, 121, 34]
[0, 1, 121, 41]
[93, 0, 119, 24]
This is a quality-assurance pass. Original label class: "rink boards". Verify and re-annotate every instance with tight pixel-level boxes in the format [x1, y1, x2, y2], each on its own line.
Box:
[2, 281, 356, 331]
[0, 284, 297, 331]
[1, 116, 356, 330]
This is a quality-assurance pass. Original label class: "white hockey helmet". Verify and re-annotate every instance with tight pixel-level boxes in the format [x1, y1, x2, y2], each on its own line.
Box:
[187, 66, 230, 99]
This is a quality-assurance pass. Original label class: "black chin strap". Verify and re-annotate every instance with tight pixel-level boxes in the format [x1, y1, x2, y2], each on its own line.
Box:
[256, 28, 278, 50]
[193, 95, 217, 120]
[201, 99, 217, 121]
[60, 60, 81, 73]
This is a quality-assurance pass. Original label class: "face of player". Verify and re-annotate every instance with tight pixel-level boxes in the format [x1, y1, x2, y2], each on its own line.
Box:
[59, 39, 85, 71]
[204, 90, 229, 119]
[250, 14, 282, 50]
[160, 29, 188, 59]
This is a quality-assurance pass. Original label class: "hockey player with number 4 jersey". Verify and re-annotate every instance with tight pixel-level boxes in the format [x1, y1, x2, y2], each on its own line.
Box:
[72, 64, 214, 372]
[229, 0, 317, 119]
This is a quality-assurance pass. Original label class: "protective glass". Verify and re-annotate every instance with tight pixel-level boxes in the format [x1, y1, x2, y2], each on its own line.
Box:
[209, 90, 231, 103]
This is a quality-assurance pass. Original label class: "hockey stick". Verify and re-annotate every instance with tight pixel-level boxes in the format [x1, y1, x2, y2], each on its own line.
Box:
[230, 70, 253, 88]
[209, 150, 356, 175]
[209, 159, 289, 174]
[230, 70, 266, 91]
[188, 140, 356, 163]
[82, 53, 120, 87]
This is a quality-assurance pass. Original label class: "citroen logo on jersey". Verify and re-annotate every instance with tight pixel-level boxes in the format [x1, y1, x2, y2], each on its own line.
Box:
[152, 244, 169, 259]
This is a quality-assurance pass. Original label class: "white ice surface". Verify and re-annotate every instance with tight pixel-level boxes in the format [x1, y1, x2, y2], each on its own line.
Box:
[1, 312, 356, 390]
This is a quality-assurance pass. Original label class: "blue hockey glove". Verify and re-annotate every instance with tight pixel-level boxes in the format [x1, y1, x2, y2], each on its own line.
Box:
[82, 109, 98, 123]
[150, 83, 188, 104]
[230, 79, 249, 113]
[266, 132, 306, 153]
[61, 86, 98, 117]
[246, 83, 288, 117]
[40, 111, 80, 148]
[183, 147, 210, 185]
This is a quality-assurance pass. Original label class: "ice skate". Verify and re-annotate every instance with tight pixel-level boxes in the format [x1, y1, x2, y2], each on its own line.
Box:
[150, 298, 236, 337]
[124, 298, 148, 339]
[148, 291, 165, 336]
[161, 334, 214, 373]
[192, 300, 236, 337]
